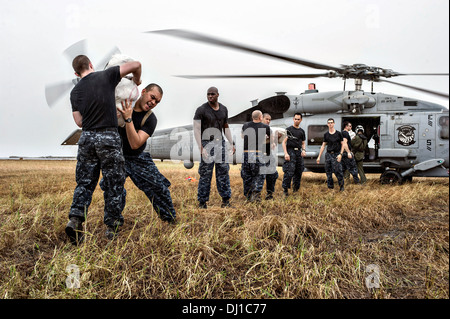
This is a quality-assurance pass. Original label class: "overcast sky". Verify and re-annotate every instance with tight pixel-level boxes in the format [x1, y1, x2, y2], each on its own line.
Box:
[0, 0, 448, 158]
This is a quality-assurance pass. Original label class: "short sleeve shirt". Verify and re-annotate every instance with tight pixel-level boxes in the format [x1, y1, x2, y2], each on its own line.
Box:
[70, 66, 121, 130]
[324, 130, 343, 153]
[193, 103, 229, 141]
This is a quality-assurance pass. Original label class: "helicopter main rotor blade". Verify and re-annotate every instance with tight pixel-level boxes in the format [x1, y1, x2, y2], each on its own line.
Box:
[63, 39, 87, 62]
[394, 72, 450, 76]
[175, 72, 336, 79]
[380, 79, 449, 99]
[148, 29, 343, 73]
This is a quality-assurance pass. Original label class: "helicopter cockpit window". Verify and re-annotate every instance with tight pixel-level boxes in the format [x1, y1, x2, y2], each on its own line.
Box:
[308, 125, 328, 145]
[439, 116, 449, 140]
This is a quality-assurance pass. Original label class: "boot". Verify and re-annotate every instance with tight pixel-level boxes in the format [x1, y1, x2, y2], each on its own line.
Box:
[65, 217, 84, 245]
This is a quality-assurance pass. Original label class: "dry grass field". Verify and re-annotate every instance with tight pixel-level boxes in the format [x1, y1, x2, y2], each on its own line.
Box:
[0, 159, 448, 299]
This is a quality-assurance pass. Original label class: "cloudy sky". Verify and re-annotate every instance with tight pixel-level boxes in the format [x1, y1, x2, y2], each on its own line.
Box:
[0, 0, 448, 158]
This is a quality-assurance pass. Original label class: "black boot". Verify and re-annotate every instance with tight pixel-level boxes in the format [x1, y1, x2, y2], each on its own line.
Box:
[65, 217, 84, 245]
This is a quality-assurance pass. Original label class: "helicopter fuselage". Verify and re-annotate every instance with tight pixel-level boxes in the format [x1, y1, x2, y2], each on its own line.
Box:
[146, 89, 449, 181]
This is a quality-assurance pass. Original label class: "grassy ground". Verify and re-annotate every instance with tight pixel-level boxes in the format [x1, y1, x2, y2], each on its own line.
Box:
[0, 160, 448, 299]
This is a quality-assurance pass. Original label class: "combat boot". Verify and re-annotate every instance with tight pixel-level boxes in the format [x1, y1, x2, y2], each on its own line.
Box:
[199, 201, 207, 209]
[105, 225, 120, 240]
[283, 188, 289, 197]
[250, 192, 261, 203]
[65, 217, 84, 245]
[221, 198, 232, 208]
[265, 192, 274, 200]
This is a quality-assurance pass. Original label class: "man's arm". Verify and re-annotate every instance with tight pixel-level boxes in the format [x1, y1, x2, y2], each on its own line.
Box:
[316, 142, 326, 164]
[282, 136, 290, 161]
[72, 111, 82, 128]
[301, 140, 306, 157]
[120, 61, 142, 86]
[117, 100, 150, 149]
[223, 123, 236, 154]
[343, 137, 352, 159]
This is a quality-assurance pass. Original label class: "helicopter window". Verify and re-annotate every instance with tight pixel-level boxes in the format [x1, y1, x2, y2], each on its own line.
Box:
[404, 101, 418, 107]
[438, 116, 449, 140]
[307, 125, 328, 145]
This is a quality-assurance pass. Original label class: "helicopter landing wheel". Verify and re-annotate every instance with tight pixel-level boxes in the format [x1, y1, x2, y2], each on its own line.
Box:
[380, 170, 404, 185]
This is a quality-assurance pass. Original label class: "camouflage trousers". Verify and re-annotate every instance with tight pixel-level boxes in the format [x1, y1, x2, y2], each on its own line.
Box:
[325, 152, 344, 189]
[341, 153, 360, 184]
[198, 140, 231, 203]
[69, 130, 126, 227]
[123, 152, 176, 222]
[265, 169, 279, 195]
[241, 152, 266, 199]
[282, 149, 304, 191]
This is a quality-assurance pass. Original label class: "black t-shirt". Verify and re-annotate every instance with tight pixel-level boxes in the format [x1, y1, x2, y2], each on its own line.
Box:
[193, 103, 229, 140]
[242, 121, 271, 151]
[324, 130, 343, 153]
[342, 130, 352, 152]
[119, 110, 157, 156]
[285, 126, 306, 150]
[70, 66, 121, 130]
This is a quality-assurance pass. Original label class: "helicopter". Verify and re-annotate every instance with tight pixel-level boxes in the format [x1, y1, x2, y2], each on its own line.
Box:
[61, 30, 449, 184]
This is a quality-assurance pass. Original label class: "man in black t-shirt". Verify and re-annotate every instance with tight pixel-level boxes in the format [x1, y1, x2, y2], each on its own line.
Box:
[193, 87, 236, 209]
[241, 110, 272, 202]
[341, 121, 360, 184]
[316, 118, 345, 191]
[282, 113, 306, 196]
[116, 83, 176, 224]
[66, 54, 142, 244]
[262, 113, 280, 200]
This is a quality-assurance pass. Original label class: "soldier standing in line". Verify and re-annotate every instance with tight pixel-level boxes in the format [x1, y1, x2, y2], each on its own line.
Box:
[241, 111, 272, 202]
[316, 118, 345, 192]
[66, 55, 142, 244]
[341, 121, 360, 184]
[282, 113, 306, 197]
[115, 83, 176, 224]
[262, 113, 280, 200]
[352, 125, 368, 184]
[193, 87, 236, 209]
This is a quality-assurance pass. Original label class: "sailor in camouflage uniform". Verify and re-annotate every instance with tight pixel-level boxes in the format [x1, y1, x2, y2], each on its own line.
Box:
[194, 87, 236, 209]
[66, 55, 142, 244]
[341, 121, 360, 184]
[241, 111, 272, 202]
[316, 118, 345, 191]
[116, 84, 176, 223]
[281, 113, 306, 196]
[262, 113, 279, 200]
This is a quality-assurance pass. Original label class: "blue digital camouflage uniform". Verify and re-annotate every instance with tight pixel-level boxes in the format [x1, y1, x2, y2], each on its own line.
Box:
[265, 167, 279, 197]
[241, 152, 266, 200]
[341, 153, 360, 184]
[69, 130, 126, 227]
[325, 152, 345, 189]
[125, 152, 175, 221]
[198, 139, 231, 203]
[282, 149, 305, 191]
